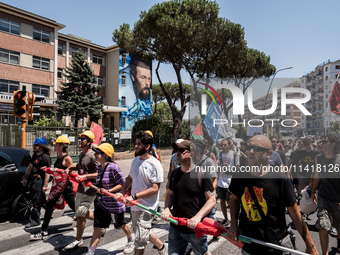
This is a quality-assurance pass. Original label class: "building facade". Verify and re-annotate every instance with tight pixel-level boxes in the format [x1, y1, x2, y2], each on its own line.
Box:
[0, 2, 151, 131]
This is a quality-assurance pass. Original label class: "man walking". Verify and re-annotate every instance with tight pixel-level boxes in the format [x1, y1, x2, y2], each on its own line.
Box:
[227, 135, 318, 255]
[65, 131, 99, 250]
[161, 140, 216, 255]
[311, 133, 340, 255]
[23, 137, 51, 228]
[114, 131, 167, 255]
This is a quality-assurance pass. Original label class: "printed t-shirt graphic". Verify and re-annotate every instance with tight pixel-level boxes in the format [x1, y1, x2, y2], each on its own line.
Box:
[241, 186, 268, 222]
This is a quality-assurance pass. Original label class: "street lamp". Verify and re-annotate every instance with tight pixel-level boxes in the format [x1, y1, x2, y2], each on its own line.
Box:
[263, 67, 293, 135]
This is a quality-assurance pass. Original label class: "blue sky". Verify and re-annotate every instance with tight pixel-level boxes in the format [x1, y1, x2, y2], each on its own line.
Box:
[4, 0, 339, 88]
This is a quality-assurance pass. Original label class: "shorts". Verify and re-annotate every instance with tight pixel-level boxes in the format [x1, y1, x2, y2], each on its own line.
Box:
[168, 225, 209, 255]
[131, 210, 153, 250]
[94, 206, 127, 229]
[75, 192, 96, 217]
[217, 186, 231, 201]
[315, 195, 340, 232]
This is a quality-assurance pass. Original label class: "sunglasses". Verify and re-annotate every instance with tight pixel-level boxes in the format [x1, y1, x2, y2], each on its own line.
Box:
[271, 140, 278, 143]
[178, 148, 188, 154]
[246, 145, 270, 153]
[78, 137, 86, 141]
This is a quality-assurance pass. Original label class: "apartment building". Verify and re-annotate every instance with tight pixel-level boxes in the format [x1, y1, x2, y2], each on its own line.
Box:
[244, 80, 301, 136]
[300, 59, 340, 136]
[0, 2, 147, 131]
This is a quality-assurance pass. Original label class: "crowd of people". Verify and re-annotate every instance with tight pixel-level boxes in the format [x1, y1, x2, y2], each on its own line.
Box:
[21, 130, 340, 255]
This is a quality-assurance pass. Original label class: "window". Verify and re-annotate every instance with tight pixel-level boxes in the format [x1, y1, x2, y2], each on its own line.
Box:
[336, 74, 339, 79]
[33, 28, 50, 43]
[336, 65, 340, 69]
[57, 68, 63, 79]
[326, 94, 328, 99]
[32, 84, 49, 98]
[326, 85, 328, 90]
[58, 44, 63, 55]
[0, 48, 19, 64]
[326, 103, 328, 108]
[92, 54, 103, 65]
[121, 96, 126, 107]
[122, 75, 126, 85]
[0, 79, 19, 93]
[301, 79, 304, 83]
[122, 55, 126, 65]
[325, 67, 328, 72]
[96, 76, 103, 86]
[70, 47, 85, 57]
[0, 18, 20, 35]
[325, 76, 328, 81]
[33, 56, 50, 70]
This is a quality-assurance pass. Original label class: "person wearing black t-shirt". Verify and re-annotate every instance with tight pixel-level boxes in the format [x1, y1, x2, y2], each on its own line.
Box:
[23, 137, 51, 229]
[161, 140, 216, 255]
[311, 133, 340, 255]
[227, 135, 317, 255]
[297, 138, 321, 193]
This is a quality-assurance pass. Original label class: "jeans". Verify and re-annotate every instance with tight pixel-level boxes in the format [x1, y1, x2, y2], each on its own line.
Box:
[168, 225, 209, 255]
[28, 178, 43, 226]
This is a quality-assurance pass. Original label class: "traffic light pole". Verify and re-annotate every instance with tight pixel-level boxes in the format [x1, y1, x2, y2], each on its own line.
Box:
[21, 119, 26, 149]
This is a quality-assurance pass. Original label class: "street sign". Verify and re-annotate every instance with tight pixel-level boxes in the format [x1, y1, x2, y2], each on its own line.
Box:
[120, 130, 132, 139]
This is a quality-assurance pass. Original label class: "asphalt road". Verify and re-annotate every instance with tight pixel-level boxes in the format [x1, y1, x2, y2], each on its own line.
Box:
[0, 155, 338, 254]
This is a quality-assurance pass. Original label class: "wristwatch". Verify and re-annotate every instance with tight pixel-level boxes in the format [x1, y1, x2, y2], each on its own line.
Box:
[132, 193, 138, 200]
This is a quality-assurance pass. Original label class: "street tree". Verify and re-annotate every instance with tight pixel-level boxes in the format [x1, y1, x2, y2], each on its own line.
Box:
[153, 101, 174, 120]
[56, 50, 103, 127]
[113, 0, 274, 140]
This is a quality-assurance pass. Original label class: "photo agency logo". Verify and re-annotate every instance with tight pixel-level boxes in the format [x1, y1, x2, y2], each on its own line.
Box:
[197, 81, 312, 129]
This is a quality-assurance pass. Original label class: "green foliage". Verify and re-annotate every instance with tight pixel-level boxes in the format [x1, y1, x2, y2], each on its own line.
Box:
[34, 117, 64, 127]
[152, 101, 173, 120]
[56, 50, 103, 127]
[330, 121, 340, 132]
[179, 120, 191, 137]
[132, 116, 172, 135]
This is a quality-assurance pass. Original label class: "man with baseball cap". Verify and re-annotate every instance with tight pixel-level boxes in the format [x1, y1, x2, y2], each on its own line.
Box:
[65, 130, 99, 250]
[161, 140, 215, 255]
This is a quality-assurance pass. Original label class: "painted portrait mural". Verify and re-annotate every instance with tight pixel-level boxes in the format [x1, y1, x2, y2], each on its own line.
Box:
[119, 50, 152, 130]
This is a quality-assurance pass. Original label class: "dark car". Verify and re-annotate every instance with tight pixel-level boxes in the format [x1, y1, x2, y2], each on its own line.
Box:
[0, 147, 31, 218]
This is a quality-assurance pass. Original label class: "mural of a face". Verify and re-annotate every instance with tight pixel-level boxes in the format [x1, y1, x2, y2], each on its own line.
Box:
[131, 61, 151, 100]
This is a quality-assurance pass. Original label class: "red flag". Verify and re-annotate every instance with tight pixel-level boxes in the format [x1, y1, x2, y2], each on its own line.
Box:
[329, 81, 340, 115]
[193, 120, 203, 137]
[90, 122, 104, 145]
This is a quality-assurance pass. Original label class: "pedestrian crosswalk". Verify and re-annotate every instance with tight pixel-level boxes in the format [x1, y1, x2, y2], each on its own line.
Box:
[0, 201, 246, 255]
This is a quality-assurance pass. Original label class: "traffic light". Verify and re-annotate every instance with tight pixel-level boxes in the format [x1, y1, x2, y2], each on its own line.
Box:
[27, 92, 44, 121]
[13, 90, 27, 118]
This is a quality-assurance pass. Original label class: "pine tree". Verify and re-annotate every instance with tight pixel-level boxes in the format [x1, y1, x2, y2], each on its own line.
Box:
[56, 50, 103, 127]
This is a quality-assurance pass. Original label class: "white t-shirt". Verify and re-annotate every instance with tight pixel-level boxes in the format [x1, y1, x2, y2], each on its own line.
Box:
[129, 156, 164, 211]
[217, 150, 239, 189]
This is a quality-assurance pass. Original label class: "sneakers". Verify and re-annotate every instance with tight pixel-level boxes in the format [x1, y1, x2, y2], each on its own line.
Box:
[153, 216, 162, 221]
[220, 219, 230, 226]
[30, 230, 48, 240]
[158, 242, 168, 255]
[123, 241, 135, 254]
[212, 236, 219, 242]
[301, 212, 309, 220]
[329, 227, 338, 238]
[101, 228, 106, 237]
[25, 222, 40, 229]
[65, 239, 83, 250]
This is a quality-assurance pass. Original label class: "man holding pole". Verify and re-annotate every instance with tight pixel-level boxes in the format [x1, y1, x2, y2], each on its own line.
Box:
[227, 135, 317, 255]
[114, 131, 167, 255]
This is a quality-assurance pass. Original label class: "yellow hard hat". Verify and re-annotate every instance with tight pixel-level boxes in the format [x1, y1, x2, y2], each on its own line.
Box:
[145, 130, 153, 137]
[79, 130, 95, 142]
[95, 143, 114, 158]
[53, 135, 70, 145]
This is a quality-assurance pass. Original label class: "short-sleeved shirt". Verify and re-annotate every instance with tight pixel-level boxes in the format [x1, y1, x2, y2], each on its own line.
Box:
[229, 172, 296, 253]
[96, 162, 126, 214]
[193, 154, 217, 179]
[77, 150, 99, 195]
[298, 149, 320, 178]
[169, 168, 214, 234]
[170, 153, 180, 169]
[129, 156, 164, 211]
[315, 154, 340, 202]
[268, 151, 283, 167]
[217, 151, 239, 189]
[30, 153, 51, 180]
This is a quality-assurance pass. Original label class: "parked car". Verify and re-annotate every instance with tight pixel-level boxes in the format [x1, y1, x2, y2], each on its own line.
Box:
[0, 147, 31, 218]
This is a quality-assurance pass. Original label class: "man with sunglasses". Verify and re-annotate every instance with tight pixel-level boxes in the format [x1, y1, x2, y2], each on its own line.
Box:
[227, 135, 317, 255]
[65, 130, 99, 250]
[161, 140, 215, 255]
[311, 133, 340, 255]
